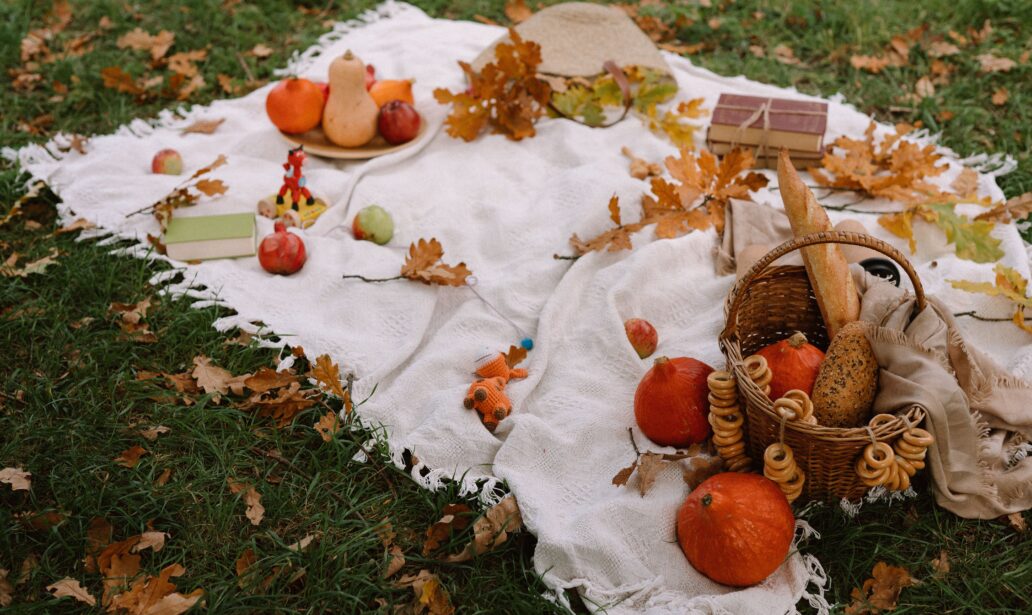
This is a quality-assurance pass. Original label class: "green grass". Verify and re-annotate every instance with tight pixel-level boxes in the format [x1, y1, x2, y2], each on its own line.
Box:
[2, 0, 1031, 613]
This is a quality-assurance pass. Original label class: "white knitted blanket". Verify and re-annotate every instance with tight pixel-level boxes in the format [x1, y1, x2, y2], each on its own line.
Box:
[10, 3, 1032, 613]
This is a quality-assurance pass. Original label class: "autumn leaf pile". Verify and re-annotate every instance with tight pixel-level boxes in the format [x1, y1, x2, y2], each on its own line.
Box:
[571, 147, 768, 254]
[433, 28, 552, 141]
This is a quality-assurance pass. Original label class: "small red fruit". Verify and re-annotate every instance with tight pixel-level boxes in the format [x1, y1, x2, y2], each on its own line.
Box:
[151, 148, 183, 175]
[377, 100, 420, 145]
[314, 81, 330, 103]
[624, 318, 658, 358]
[258, 221, 307, 275]
[634, 356, 714, 447]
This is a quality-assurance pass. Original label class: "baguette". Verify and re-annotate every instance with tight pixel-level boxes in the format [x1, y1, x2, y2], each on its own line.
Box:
[777, 149, 860, 337]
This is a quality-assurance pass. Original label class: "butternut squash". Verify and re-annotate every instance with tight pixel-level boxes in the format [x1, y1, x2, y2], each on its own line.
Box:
[322, 50, 378, 147]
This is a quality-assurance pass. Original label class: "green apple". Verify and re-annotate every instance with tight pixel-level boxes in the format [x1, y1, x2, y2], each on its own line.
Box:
[352, 205, 394, 245]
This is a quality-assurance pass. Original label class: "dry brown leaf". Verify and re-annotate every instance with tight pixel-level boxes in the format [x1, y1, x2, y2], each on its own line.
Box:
[1006, 512, 1027, 533]
[107, 562, 203, 615]
[444, 495, 523, 562]
[851, 54, 890, 73]
[235, 549, 256, 588]
[242, 381, 317, 427]
[976, 53, 1016, 73]
[194, 178, 227, 197]
[622, 146, 662, 179]
[950, 167, 979, 198]
[394, 569, 455, 615]
[133, 531, 168, 553]
[174, 74, 205, 100]
[914, 76, 935, 99]
[0, 248, 61, 277]
[950, 264, 1032, 333]
[773, 44, 803, 65]
[97, 537, 143, 606]
[181, 117, 225, 135]
[227, 478, 265, 526]
[116, 28, 175, 61]
[504, 0, 532, 23]
[287, 534, 316, 552]
[0, 569, 10, 608]
[168, 49, 207, 77]
[115, 445, 148, 468]
[310, 354, 346, 399]
[680, 455, 725, 489]
[384, 545, 406, 578]
[400, 238, 472, 286]
[634, 452, 666, 496]
[84, 516, 114, 573]
[47, 578, 96, 606]
[55, 218, 95, 234]
[422, 503, 472, 556]
[845, 561, 917, 615]
[19, 510, 67, 531]
[926, 40, 960, 57]
[991, 87, 1009, 106]
[314, 411, 341, 442]
[930, 550, 950, 578]
[0, 467, 31, 491]
[975, 192, 1032, 223]
[243, 367, 295, 393]
[18, 554, 38, 586]
[192, 355, 233, 401]
[154, 468, 172, 487]
[249, 43, 272, 58]
[139, 425, 171, 441]
[611, 460, 637, 486]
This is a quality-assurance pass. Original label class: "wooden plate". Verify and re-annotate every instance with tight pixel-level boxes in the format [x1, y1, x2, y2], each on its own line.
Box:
[279, 114, 427, 160]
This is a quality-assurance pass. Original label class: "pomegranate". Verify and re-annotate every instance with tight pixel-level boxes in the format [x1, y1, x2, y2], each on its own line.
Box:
[258, 222, 307, 275]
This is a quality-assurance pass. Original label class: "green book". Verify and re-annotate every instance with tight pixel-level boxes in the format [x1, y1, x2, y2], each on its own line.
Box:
[163, 213, 256, 261]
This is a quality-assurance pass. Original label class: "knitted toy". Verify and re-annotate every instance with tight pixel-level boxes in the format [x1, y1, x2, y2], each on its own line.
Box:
[463, 352, 528, 431]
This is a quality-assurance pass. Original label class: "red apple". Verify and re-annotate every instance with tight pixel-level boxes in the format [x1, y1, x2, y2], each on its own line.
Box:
[365, 64, 376, 90]
[378, 100, 420, 145]
[314, 81, 330, 102]
[624, 318, 658, 359]
[259, 222, 307, 275]
[151, 148, 183, 175]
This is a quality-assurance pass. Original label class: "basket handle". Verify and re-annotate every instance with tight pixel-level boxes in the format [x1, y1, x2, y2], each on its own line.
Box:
[722, 230, 926, 340]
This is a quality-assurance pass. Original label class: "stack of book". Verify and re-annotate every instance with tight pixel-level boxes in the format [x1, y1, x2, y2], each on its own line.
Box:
[706, 94, 828, 169]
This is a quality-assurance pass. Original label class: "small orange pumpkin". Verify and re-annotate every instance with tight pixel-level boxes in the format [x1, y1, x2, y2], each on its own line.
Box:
[677, 472, 795, 586]
[755, 331, 825, 400]
[634, 356, 713, 447]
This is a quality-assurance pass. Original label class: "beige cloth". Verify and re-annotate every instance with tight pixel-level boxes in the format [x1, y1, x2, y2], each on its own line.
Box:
[856, 273, 1032, 518]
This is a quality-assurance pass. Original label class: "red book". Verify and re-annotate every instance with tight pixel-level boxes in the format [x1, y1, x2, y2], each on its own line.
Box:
[708, 94, 828, 152]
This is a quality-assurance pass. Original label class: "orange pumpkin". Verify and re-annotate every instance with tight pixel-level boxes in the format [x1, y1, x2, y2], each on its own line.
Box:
[634, 356, 713, 447]
[755, 331, 825, 400]
[677, 472, 795, 586]
[369, 79, 414, 108]
[265, 78, 325, 134]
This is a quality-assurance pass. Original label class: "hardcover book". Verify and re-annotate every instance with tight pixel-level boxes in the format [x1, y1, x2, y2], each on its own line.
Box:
[708, 94, 828, 152]
[163, 213, 256, 262]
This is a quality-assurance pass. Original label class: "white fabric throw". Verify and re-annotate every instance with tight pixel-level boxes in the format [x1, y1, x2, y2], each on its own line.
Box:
[10, 3, 1032, 613]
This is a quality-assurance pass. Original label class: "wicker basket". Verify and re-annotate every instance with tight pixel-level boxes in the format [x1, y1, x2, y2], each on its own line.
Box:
[719, 230, 927, 502]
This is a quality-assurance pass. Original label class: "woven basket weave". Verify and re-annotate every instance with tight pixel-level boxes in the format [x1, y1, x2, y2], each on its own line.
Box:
[719, 231, 927, 502]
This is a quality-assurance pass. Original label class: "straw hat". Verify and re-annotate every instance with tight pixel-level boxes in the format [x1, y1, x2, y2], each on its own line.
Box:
[471, 2, 672, 78]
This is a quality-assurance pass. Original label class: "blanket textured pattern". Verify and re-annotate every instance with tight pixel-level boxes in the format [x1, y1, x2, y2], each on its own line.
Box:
[10, 3, 1032, 613]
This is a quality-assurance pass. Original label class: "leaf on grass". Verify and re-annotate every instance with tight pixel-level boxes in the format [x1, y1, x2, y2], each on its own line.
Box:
[107, 563, 203, 615]
[991, 87, 1009, 106]
[139, 425, 171, 441]
[314, 411, 341, 442]
[242, 381, 317, 427]
[975, 53, 1016, 73]
[1006, 512, 1027, 533]
[0, 569, 10, 608]
[244, 367, 295, 393]
[401, 238, 472, 286]
[227, 478, 265, 526]
[384, 545, 406, 578]
[181, 117, 225, 135]
[976, 192, 1032, 224]
[116, 28, 174, 60]
[55, 218, 95, 235]
[851, 54, 891, 73]
[287, 534, 316, 552]
[445, 495, 523, 562]
[930, 550, 950, 578]
[97, 537, 143, 606]
[235, 549, 257, 588]
[85, 517, 113, 573]
[101, 66, 145, 95]
[0, 248, 60, 277]
[46, 578, 96, 606]
[845, 561, 916, 615]
[0, 467, 31, 491]
[504, 0, 532, 23]
[154, 468, 172, 487]
[925, 40, 960, 57]
[115, 445, 148, 468]
[249, 44, 273, 58]
[393, 569, 455, 615]
[192, 355, 233, 401]
[434, 28, 551, 141]
[310, 354, 346, 399]
[132, 531, 168, 553]
[19, 510, 67, 531]
[167, 49, 208, 77]
[422, 503, 472, 556]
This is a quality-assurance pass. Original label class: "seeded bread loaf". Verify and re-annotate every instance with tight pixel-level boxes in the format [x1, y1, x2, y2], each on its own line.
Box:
[811, 321, 878, 427]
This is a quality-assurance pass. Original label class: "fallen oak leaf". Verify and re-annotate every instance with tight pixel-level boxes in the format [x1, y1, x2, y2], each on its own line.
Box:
[139, 425, 171, 441]
[384, 545, 405, 578]
[422, 503, 472, 556]
[107, 562, 203, 615]
[975, 192, 1032, 224]
[54, 218, 95, 235]
[622, 146, 663, 179]
[97, 537, 143, 605]
[635, 451, 666, 496]
[154, 468, 172, 487]
[116, 28, 174, 61]
[393, 569, 455, 615]
[444, 495, 523, 562]
[0, 467, 31, 491]
[85, 516, 113, 573]
[192, 355, 233, 401]
[991, 87, 1009, 106]
[314, 411, 341, 442]
[401, 238, 472, 286]
[181, 117, 225, 135]
[249, 43, 273, 58]
[0, 248, 61, 277]
[167, 49, 208, 77]
[1006, 512, 1027, 533]
[235, 549, 257, 589]
[611, 460, 637, 486]
[930, 550, 950, 578]
[287, 534, 316, 552]
[46, 578, 96, 606]
[132, 531, 168, 553]
[845, 561, 917, 614]
[115, 445, 148, 468]
[975, 53, 1016, 73]
[244, 366, 296, 393]
[227, 478, 265, 526]
[310, 354, 346, 399]
[0, 569, 10, 608]
[504, 0, 532, 23]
